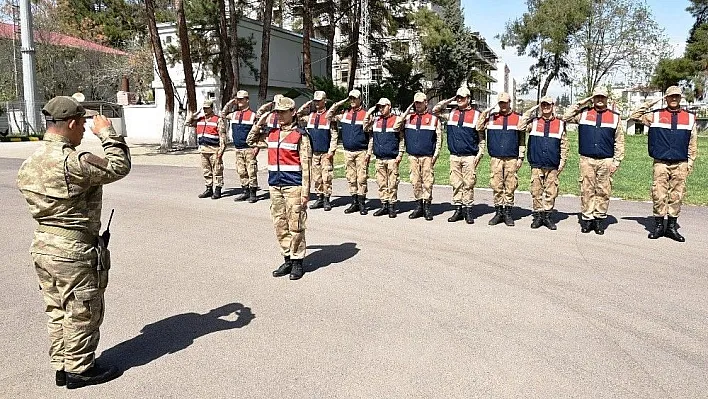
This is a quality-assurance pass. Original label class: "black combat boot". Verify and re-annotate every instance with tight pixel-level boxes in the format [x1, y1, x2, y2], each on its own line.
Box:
[344, 194, 360, 214]
[56, 370, 66, 387]
[234, 185, 249, 201]
[373, 202, 389, 216]
[593, 218, 605, 235]
[648, 216, 665, 239]
[488, 205, 504, 225]
[423, 200, 433, 221]
[447, 205, 464, 222]
[542, 211, 557, 230]
[359, 196, 368, 215]
[289, 259, 304, 280]
[198, 185, 213, 198]
[530, 212, 543, 229]
[664, 216, 685, 242]
[409, 200, 424, 219]
[388, 201, 397, 218]
[464, 206, 474, 224]
[580, 219, 593, 233]
[65, 364, 120, 389]
[211, 186, 222, 199]
[503, 206, 515, 226]
[248, 187, 258, 203]
[323, 196, 332, 211]
[272, 256, 292, 277]
[310, 194, 324, 209]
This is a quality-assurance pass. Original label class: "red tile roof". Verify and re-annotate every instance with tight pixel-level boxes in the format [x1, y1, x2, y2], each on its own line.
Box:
[0, 22, 128, 55]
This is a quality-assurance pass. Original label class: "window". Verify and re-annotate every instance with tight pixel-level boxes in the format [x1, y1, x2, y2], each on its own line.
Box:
[165, 36, 172, 44]
[341, 69, 349, 83]
[392, 41, 409, 57]
[371, 68, 382, 83]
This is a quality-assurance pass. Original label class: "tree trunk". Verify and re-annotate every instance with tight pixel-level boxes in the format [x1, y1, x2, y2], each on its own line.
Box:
[146, 0, 175, 152]
[229, 0, 241, 90]
[347, 0, 360, 92]
[302, 0, 314, 89]
[326, 1, 335, 79]
[217, 0, 235, 106]
[258, 0, 275, 103]
[176, 0, 197, 147]
[540, 56, 560, 97]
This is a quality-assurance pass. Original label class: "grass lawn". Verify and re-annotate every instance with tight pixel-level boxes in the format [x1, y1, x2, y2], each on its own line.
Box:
[333, 131, 708, 205]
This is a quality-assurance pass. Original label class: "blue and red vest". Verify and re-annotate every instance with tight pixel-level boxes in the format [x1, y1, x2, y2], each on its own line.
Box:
[372, 114, 399, 160]
[577, 108, 620, 159]
[486, 112, 522, 158]
[648, 109, 694, 162]
[196, 115, 220, 146]
[527, 117, 564, 169]
[446, 108, 481, 156]
[404, 112, 438, 156]
[340, 108, 368, 151]
[229, 109, 255, 149]
[267, 128, 305, 187]
[305, 110, 332, 153]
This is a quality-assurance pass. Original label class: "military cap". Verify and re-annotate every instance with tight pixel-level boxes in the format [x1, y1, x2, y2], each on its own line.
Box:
[236, 90, 249, 99]
[664, 86, 682, 98]
[456, 87, 471, 98]
[348, 89, 361, 99]
[540, 95, 554, 104]
[273, 96, 296, 111]
[592, 87, 609, 97]
[497, 92, 511, 102]
[377, 98, 391, 106]
[313, 91, 326, 101]
[413, 92, 427, 102]
[202, 99, 214, 108]
[42, 96, 98, 121]
[273, 94, 283, 102]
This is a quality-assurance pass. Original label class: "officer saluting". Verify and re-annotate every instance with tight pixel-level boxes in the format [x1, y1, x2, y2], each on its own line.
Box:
[630, 86, 698, 242]
[247, 96, 312, 280]
[17, 96, 131, 388]
[189, 99, 226, 199]
[221, 90, 260, 203]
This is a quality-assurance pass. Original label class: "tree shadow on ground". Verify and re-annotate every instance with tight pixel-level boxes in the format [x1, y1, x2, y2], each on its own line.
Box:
[97, 303, 254, 373]
[305, 242, 360, 273]
[622, 216, 655, 233]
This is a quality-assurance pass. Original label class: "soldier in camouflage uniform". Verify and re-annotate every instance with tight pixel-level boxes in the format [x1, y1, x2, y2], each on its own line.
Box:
[296, 90, 338, 211]
[221, 90, 260, 203]
[188, 99, 226, 199]
[519, 96, 569, 230]
[17, 97, 131, 389]
[432, 87, 485, 224]
[247, 97, 312, 280]
[562, 87, 625, 235]
[630, 86, 699, 242]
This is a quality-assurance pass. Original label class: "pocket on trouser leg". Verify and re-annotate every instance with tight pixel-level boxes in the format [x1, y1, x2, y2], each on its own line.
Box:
[68, 288, 103, 332]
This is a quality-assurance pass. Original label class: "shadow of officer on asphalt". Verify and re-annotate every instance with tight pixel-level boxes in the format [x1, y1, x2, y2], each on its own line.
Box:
[97, 303, 255, 373]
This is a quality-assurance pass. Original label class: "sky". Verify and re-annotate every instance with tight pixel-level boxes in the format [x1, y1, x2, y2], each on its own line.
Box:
[462, 0, 694, 99]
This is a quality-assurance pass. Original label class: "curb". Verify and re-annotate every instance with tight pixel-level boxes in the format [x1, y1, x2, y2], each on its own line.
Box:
[0, 136, 42, 142]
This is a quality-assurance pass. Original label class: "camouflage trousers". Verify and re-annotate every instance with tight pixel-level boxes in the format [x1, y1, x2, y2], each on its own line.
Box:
[269, 186, 307, 260]
[375, 158, 400, 202]
[490, 157, 518, 206]
[450, 154, 478, 206]
[234, 148, 258, 188]
[33, 253, 106, 374]
[345, 150, 368, 196]
[200, 145, 224, 187]
[409, 155, 435, 200]
[579, 156, 612, 220]
[311, 152, 333, 196]
[652, 160, 689, 217]
[531, 167, 559, 211]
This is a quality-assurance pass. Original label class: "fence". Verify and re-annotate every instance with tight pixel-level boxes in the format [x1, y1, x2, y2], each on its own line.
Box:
[0, 101, 46, 137]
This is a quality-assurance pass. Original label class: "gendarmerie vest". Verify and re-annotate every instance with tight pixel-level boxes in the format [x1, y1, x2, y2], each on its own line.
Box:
[404, 112, 438, 156]
[527, 116, 564, 169]
[486, 111, 522, 158]
[340, 108, 368, 151]
[196, 115, 220, 146]
[230, 109, 256, 149]
[648, 108, 694, 162]
[446, 108, 481, 156]
[267, 127, 306, 186]
[305, 110, 332, 153]
[372, 114, 399, 160]
[577, 108, 620, 159]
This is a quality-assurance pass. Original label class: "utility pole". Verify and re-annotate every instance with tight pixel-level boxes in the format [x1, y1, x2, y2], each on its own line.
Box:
[19, 0, 38, 133]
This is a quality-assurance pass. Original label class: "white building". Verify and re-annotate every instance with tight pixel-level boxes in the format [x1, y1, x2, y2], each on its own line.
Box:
[491, 61, 517, 109]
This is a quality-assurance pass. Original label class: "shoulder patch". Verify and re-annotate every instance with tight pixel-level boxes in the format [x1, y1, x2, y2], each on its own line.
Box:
[80, 153, 109, 169]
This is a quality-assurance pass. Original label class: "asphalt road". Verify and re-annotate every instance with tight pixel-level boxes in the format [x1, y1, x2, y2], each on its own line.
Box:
[2, 157, 707, 398]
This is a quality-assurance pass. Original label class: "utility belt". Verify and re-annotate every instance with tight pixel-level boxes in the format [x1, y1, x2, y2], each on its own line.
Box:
[36, 224, 111, 274]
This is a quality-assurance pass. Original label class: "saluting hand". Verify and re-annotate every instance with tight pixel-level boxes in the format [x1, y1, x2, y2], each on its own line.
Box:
[91, 115, 112, 135]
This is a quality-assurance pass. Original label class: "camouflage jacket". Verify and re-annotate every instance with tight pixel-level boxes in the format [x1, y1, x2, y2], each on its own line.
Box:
[17, 128, 131, 260]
